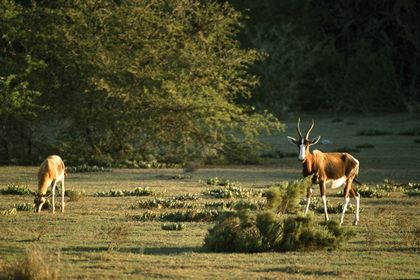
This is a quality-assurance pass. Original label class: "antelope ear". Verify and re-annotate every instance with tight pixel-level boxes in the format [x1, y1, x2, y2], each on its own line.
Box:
[310, 136, 321, 145]
[287, 136, 297, 145]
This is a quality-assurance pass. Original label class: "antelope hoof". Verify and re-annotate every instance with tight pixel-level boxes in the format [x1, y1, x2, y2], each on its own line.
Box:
[353, 220, 358, 226]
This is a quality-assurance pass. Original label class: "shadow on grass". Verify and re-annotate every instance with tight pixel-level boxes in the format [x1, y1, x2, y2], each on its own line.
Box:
[62, 245, 206, 255]
[256, 266, 344, 277]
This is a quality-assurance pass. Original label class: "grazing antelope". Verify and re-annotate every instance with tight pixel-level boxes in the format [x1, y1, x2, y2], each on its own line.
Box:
[287, 119, 361, 225]
[34, 155, 66, 213]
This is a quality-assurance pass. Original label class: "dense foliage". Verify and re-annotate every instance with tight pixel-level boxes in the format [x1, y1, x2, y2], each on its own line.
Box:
[0, 0, 282, 165]
[1, 0, 419, 165]
[203, 176, 356, 253]
[230, 0, 420, 115]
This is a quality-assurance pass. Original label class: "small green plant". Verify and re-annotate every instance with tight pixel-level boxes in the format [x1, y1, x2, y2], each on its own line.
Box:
[203, 177, 231, 186]
[34, 222, 49, 242]
[98, 221, 131, 252]
[161, 223, 186, 231]
[66, 164, 110, 173]
[14, 203, 33, 211]
[94, 187, 165, 197]
[205, 200, 265, 211]
[203, 210, 356, 253]
[172, 174, 193, 179]
[0, 184, 31, 195]
[0, 208, 17, 216]
[265, 176, 313, 214]
[203, 184, 263, 199]
[136, 198, 196, 209]
[65, 189, 86, 202]
[131, 160, 182, 169]
[126, 209, 220, 222]
[174, 193, 199, 201]
[336, 185, 389, 198]
[302, 198, 356, 214]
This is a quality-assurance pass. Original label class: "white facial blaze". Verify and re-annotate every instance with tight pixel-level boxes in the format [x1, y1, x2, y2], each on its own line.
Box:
[298, 140, 306, 161]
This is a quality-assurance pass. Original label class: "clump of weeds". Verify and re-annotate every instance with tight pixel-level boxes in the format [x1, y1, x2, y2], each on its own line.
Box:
[98, 220, 131, 252]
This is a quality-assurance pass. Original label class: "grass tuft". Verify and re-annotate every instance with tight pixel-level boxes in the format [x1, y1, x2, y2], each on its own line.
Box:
[0, 245, 58, 280]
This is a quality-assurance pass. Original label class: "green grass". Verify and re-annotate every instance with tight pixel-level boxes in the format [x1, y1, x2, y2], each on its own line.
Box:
[0, 113, 419, 279]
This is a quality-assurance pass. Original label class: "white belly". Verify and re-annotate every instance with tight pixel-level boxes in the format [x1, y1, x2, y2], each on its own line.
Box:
[325, 177, 346, 188]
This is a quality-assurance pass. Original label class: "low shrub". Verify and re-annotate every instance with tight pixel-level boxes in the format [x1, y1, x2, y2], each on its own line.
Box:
[203, 210, 356, 253]
[205, 200, 265, 211]
[161, 223, 186, 231]
[203, 177, 232, 186]
[174, 193, 199, 201]
[0, 208, 17, 216]
[336, 185, 389, 198]
[136, 198, 196, 209]
[65, 189, 86, 202]
[203, 184, 263, 199]
[126, 209, 220, 222]
[171, 174, 193, 179]
[0, 184, 31, 195]
[301, 198, 356, 214]
[404, 183, 420, 197]
[265, 176, 313, 214]
[14, 203, 33, 211]
[94, 187, 165, 197]
[98, 221, 131, 252]
[125, 160, 183, 169]
[66, 164, 110, 173]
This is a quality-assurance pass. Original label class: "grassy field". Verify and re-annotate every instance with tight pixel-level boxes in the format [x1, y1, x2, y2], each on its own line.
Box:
[0, 113, 419, 279]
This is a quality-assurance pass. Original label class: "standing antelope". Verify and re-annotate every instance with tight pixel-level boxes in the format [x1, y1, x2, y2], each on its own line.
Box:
[34, 155, 66, 213]
[287, 119, 361, 225]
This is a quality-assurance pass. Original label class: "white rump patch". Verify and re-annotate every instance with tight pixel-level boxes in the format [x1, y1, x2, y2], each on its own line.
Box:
[326, 177, 346, 188]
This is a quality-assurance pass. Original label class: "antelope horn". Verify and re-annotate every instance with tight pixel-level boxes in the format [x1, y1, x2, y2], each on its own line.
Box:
[296, 118, 303, 139]
[305, 119, 315, 139]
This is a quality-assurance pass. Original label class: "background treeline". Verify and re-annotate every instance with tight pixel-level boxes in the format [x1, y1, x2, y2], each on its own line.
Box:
[230, 0, 420, 115]
[1, 0, 419, 166]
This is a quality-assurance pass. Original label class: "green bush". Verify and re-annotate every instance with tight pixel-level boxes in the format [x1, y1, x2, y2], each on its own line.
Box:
[94, 187, 165, 197]
[265, 176, 313, 214]
[136, 198, 196, 209]
[301, 197, 356, 214]
[203, 210, 356, 253]
[161, 223, 186, 231]
[404, 183, 420, 197]
[65, 189, 86, 202]
[0, 208, 17, 216]
[280, 216, 356, 252]
[126, 209, 220, 222]
[205, 200, 265, 211]
[173, 193, 199, 201]
[14, 203, 33, 211]
[66, 165, 110, 173]
[0, 185, 31, 195]
[203, 184, 263, 199]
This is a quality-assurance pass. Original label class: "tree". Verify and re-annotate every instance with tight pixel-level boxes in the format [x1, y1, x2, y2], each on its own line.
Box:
[0, 0, 283, 165]
[230, 0, 420, 115]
